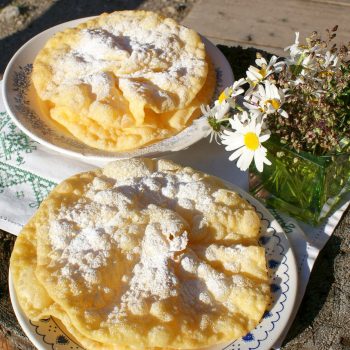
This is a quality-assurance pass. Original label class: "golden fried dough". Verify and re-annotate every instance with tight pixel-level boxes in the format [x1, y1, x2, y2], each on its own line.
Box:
[11, 159, 270, 349]
[32, 11, 216, 151]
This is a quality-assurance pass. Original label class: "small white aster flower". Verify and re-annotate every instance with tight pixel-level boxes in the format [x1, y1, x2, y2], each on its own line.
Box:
[300, 54, 317, 72]
[221, 114, 271, 172]
[286, 52, 316, 73]
[201, 100, 230, 122]
[201, 103, 226, 122]
[284, 32, 303, 58]
[284, 32, 323, 77]
[201, 104, 223, 144]
[322, 51, 339, 69]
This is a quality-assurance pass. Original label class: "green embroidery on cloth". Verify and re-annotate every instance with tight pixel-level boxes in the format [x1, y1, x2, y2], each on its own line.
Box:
[0, 111, 37, 165]
[0, 161, 56, 208]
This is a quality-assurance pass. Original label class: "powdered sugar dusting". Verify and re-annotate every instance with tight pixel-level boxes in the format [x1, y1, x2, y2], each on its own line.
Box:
[45, 14, 206, 107]
[120, 217, 187, 315]
[47, 164, 256, 322]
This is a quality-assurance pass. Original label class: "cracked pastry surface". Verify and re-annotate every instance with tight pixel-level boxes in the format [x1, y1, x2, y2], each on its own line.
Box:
[10, 158, 270, 349]
[31, 11, 216, 151]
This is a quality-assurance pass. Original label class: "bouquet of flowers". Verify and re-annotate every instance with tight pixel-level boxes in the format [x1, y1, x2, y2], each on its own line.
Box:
[202, 26, 350, 173]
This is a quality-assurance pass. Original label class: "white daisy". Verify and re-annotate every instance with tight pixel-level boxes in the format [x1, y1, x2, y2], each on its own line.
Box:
[244, 81, 288, 118]
[246, 55, 284, 87]
[221, 113, 271, 172]
[217, 78, 247, 104]
[211, 78, 247, 120]
[231, 78, 248, 96]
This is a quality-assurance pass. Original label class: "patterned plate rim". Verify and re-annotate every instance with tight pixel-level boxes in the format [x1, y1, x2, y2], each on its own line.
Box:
[220, 181, 298, 350]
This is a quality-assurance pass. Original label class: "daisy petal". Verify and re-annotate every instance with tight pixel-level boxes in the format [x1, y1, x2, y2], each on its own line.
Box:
[237, 150, 254, 171]
[222, 136, 244, 151]
[243, 101, 259, 110]
[222, 129, 236, 137]
[254, 147, 271, 171]
[228, 147, 245, 161]
[229, 117, 245, 132]
[258, 83, 265, 96]
[269, 55, 278, 65]
[246, 70, 260, 82]
[256, 57, 267, 66]
[232, 78, 247, 89]
[259, 133, 271, 143]
[231, 88, 244, 97]
[265, 81, 273, 98]
[264, 157, 272, 165]
[254, 151, 264, 172]
[278, 109, 289, 118]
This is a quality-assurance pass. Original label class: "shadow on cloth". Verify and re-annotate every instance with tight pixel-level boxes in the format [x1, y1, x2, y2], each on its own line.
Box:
[282, 232, 342, 344]
[0, 0, 145, 73]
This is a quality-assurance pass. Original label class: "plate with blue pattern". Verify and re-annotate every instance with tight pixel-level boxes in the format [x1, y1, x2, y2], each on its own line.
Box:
[2, 17, 233, 162]
[9, 181, 298, 350]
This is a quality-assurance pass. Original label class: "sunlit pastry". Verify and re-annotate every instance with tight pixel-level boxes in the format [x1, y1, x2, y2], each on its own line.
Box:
[32, 11, 216, 151]
[11, 158, 270, 349]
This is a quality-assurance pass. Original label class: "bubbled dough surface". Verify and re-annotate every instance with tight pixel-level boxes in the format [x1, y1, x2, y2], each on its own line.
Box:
[11, 159, 270, 350]
[31, 11, 215, 151]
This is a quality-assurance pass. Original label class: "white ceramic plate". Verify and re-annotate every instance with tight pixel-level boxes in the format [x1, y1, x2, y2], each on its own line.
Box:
[2, 17, 233, 161]
[9, 182, 298, 350]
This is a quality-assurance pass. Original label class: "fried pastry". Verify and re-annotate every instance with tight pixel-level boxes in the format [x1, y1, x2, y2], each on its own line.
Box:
[11, 159, 270, 349]
[32, 11, 216, 151]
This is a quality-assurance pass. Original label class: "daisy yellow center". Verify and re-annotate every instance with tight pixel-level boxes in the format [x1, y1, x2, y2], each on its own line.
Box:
[266, 99, 280, 110]
[244, 132, 260, 151]
[218, 91, 227, 104]
[259, 67, 267, 78]
[218, 88, 232, 104]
